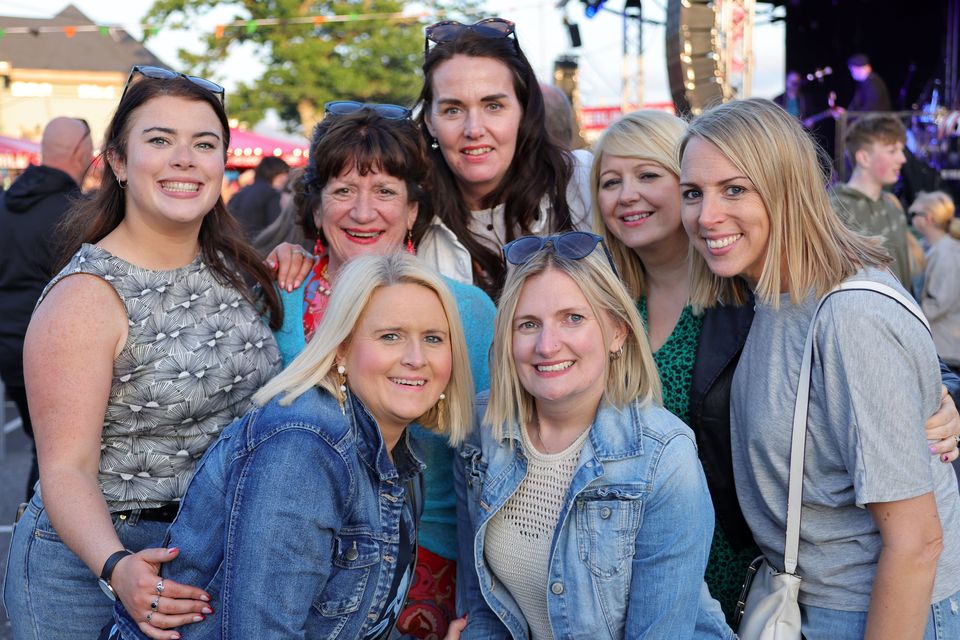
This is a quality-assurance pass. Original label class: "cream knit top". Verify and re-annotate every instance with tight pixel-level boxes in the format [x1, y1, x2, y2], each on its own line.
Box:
[484, 424, 591, 640]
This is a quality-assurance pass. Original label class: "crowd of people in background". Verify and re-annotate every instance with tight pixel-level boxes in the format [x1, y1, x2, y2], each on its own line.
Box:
[1, 15, 960, 640]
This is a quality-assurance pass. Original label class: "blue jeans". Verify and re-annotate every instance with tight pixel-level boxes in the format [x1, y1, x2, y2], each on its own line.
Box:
[3, 492, 168, 640]
[801, 592, 960, 639]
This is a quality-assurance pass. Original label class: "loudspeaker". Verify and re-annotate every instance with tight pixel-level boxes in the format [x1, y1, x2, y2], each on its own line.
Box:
[666, 0, 727, 115]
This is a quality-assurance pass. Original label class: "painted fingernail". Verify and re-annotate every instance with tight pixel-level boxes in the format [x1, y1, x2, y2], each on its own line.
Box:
[943, 455, 950, 462]
[171, 635, 180, 640]
[200, 594, 210, 602]
[167, 547, 179, 554]
[293, 279, 302, 288]
[202, 606, 213, 614]
[267, 260, 276, 269]
[931, 446, 938, 453]
[193, 615, 204, 622]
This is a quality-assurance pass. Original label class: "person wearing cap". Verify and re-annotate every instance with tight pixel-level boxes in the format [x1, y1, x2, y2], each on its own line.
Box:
[847, 53, 892, 113]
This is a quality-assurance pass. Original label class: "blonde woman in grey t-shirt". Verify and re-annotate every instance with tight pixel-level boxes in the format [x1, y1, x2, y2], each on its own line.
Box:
[679, 98, 960, 640]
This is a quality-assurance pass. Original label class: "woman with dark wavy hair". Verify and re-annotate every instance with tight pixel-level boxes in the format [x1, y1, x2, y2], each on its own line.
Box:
[414, 18, 592, 300]
[4, 67, 282, 640]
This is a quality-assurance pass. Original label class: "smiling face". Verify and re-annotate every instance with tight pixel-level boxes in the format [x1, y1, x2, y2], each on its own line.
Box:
[512, 268, 625, 418]
[424, 55, 523, 210]
[317, 166, 418, 275]
[857, 139, 907, 187]
[597, 154, 687, 255]
[680, 137, 772, 286]
[339, 283, 453, 438]
[110, 95, 224, 234]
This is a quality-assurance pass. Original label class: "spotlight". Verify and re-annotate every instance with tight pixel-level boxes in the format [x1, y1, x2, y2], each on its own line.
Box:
[583, 0, 607, 19]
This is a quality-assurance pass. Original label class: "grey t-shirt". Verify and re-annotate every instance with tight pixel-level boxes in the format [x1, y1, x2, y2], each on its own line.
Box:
[732, 268, 960, 610]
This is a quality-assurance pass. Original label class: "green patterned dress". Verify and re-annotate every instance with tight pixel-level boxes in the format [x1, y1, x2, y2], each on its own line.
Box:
[638, 297, 758, 625]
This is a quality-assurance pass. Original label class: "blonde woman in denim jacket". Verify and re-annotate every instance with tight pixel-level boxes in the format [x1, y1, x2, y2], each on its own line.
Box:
[110, 253, 475, 639]
[452, 232, 733, 639]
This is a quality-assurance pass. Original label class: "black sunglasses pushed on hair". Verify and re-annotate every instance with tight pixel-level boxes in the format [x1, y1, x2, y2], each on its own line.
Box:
[324, 101, 412, 120]
[502, 231, 620, 278]
[424, 17, 517, 55]
[121, 65, 225, 106]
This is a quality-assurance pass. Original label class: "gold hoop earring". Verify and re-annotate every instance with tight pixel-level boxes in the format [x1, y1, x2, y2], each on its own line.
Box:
[335, 364, 347, 414]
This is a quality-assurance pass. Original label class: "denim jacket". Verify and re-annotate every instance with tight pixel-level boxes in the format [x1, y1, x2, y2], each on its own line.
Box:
[454, 392, 734, 640]
[113, 388, 424, 639]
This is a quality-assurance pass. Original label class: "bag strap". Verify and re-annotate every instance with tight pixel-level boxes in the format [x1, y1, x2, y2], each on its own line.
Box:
[782, 279, 928, 574]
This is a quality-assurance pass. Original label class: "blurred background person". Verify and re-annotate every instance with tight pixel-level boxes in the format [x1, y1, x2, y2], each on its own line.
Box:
[911, 191, 960, 376]
[228, 155, 290, 241]
[773, 70, 810, 121]
[0, 115, 92, 502]
[846, 53, 891, 113]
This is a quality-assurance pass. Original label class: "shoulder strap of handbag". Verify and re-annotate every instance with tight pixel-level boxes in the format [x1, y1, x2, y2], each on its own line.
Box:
[782, 279, 929, 575]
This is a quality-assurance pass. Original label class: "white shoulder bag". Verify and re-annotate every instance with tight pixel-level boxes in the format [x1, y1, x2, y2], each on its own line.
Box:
[734, 280, 930, 640]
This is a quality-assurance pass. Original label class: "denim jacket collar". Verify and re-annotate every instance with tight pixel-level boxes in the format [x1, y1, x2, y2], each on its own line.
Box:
[496, 398, 646, 461]
[346, 390, 424, 483]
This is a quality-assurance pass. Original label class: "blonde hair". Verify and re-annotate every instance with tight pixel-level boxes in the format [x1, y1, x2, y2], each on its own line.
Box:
[483, 248, 661, 440]
[590, 110, 688, 300]
[680, 98, 889, 309]
[911, 190, 960, 239]
[253, 252, 474, 445]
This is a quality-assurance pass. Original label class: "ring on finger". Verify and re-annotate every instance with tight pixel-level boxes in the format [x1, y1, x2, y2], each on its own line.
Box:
[955, 434, 959, 445]
[155, 579, 165, 595]
[146, 611, 154, 623]
[151, 596, 160, 611]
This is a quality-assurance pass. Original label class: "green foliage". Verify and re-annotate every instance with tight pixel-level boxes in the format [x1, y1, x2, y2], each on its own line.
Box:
[144, 0, 481, 134]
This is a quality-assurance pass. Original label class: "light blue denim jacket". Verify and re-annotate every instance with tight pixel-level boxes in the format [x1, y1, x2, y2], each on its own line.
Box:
[112, 387, 424, 639]
[454, 392, 734, 639]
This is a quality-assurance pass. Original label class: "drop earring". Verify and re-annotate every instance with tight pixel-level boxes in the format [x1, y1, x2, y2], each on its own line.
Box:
[335, 364, 347, 414]
[436, 392, 446, 433]
[406, 229, 415, 255]
[430, 138, 439, 150]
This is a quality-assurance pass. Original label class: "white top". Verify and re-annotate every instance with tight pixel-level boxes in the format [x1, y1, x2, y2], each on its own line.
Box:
[483, 425, 590, 640]
[418, 149, 594, 284]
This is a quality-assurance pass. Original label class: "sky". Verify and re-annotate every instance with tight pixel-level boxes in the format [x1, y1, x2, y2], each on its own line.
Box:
[1, 1, 786, 113]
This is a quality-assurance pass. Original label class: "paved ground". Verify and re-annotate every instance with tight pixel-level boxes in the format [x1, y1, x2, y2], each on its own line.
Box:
[1, 398, 31, 640]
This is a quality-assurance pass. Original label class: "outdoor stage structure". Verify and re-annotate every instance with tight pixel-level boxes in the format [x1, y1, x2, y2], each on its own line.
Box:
[661, 0, 958, 193]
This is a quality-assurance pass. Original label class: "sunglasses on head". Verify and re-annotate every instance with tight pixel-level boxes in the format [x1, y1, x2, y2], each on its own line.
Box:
[424, 17, 517, 55]
[121, 65, 225, 106]
[502, 231, 620, 278]
[324, 101, 412, 120]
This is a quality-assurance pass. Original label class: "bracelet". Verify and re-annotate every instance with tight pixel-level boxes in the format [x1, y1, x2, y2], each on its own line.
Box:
[99, 549, 134, 583]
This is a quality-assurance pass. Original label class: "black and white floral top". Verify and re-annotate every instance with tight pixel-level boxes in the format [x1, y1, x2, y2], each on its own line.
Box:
[40, 243, 281, 511]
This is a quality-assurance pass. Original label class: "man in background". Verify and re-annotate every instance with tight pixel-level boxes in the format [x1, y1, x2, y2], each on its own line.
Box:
[774, 70, 810, 121]
[847, 53, 892, 112]
[228, 156, 290, 240]
[0, 116, 92, 500]
[830, 114, 911, 285]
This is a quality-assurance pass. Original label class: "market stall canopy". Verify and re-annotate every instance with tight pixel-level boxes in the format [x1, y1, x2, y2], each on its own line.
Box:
[228, 128, 309, 169]
[0, 135, 41, 170]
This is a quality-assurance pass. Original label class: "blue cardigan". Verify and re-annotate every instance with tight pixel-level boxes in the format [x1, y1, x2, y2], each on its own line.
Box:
[275, 273, 495, 559]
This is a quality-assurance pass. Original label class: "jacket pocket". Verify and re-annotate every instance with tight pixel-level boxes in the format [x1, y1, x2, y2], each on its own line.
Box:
[315, 534, 380, 616]
[575, 486, 646, 578]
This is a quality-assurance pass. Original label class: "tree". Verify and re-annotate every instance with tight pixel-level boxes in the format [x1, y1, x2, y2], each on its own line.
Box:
[144, 0, 478, 134]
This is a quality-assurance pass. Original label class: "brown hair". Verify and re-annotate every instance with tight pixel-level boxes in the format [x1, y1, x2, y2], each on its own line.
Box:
[845, 113, 906, 157]
[415, 28, 576, 300]
[57, 73, 282, 329]
[296, 109, 430, 246]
